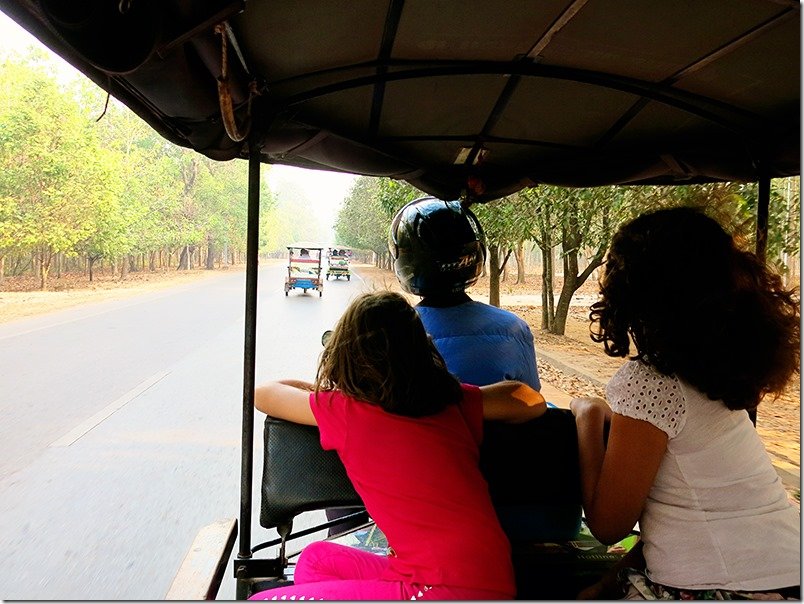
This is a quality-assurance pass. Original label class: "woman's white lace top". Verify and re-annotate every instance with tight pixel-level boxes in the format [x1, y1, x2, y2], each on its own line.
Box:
[606, 360, 800, 591]
[606, 360, 686, 437]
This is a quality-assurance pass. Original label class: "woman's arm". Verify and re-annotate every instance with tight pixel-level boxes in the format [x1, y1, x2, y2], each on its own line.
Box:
[571, 396, 667, 544]
[480, 381, 547, 423]
[254, 381, 317, 426]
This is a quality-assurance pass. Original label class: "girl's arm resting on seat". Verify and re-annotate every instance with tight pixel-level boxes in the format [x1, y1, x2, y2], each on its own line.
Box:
[254, 381, 318, 426]
[276, 379, 315, 391]
[480, 381, 547, 423]
[571, 397, 666, 544]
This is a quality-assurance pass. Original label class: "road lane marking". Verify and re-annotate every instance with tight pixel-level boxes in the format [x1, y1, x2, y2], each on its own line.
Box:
[50, 371, 171, 447]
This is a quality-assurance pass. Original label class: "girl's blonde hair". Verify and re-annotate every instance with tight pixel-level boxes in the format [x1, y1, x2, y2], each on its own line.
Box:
[315, 291, 462, 417]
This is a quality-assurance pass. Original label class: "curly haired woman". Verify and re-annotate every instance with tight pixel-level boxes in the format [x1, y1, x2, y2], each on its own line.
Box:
[572, 207, 800, 600]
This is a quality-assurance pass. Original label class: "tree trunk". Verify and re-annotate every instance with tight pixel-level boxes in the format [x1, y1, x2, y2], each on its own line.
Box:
[88, 257, 96, 282]
[540, 244, 555, 330]
[552, 258, 578, 336]
[178, 245, 191, 270]
[515, 242, 526, 284]
[488, 246, 502, 307]
[206, 237, 215, 270]
[38, 246, 51, 290]
[550, 244, 605, 335]
[120, 255, 129, 280]
[489, 244, 513, 307]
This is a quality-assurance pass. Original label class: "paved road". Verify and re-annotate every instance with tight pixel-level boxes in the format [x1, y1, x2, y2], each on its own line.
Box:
[0, 263, 368, 600]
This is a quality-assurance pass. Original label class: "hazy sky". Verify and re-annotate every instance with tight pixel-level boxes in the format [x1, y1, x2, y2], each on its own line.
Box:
[0, 10, 358, 229]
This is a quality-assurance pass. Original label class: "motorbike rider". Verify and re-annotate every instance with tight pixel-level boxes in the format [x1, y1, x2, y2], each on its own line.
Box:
[388, 196, 541, 390]
[387, 197, 585, 545]
[329, 197, 575, 542]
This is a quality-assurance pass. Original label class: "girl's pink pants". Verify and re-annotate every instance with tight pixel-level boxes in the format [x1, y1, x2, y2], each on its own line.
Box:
[248, 541, 509, 600]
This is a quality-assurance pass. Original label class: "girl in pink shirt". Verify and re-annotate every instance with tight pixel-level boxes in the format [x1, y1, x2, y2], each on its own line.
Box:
[250, 291, 547, 600]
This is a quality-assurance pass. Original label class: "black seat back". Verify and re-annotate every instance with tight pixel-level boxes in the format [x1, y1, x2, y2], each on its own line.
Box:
[260, 418, 363, 534]
[260, 408, 582, 542]
[480, 408, 583, 542]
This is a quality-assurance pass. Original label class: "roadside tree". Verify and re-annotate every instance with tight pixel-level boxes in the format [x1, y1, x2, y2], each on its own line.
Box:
[0, 52, 115, 289]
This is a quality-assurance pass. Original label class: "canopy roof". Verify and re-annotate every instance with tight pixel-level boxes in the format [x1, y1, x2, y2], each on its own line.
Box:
[287, 243, 325, 251]
[1, 0, 799, 202]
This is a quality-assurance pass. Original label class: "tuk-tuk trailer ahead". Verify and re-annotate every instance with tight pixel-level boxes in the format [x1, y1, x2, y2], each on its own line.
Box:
[285, 245, 324, 297]
[326, 247, 352, 281]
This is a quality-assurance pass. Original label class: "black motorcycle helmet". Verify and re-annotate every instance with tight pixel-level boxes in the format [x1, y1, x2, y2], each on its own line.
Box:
[389, 197, 486, 297]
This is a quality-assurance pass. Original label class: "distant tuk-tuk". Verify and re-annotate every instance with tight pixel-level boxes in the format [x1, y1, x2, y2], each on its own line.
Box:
[285, 245, 324, 297]
[326, 247, 352, 281]
[1, 0, 797, 600]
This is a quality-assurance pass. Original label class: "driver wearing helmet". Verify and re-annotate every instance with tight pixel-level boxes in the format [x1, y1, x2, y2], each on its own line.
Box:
[389, 197, 541, 391]
[387, 199, 585, 545]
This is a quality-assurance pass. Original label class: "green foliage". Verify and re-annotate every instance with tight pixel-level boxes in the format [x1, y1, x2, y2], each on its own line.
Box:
[473, 192, 539, 250]
[334, 177, 424, 259]
[722, 180, 800, 278]
[375, 179, 422, 216]
[0, 50, 277, 283]
[334, 177, 385, 253]
[613, 180, 800, 281]
[0, 53, 117, 285]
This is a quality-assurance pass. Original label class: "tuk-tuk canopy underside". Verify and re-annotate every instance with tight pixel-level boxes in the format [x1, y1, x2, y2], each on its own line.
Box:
[1, 0, 800, 202]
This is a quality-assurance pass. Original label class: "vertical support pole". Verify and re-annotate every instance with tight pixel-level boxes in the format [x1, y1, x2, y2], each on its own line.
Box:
[748, 174, 771, 427]
[236, 134, 262, 597]
[756, 174, 770, 264]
